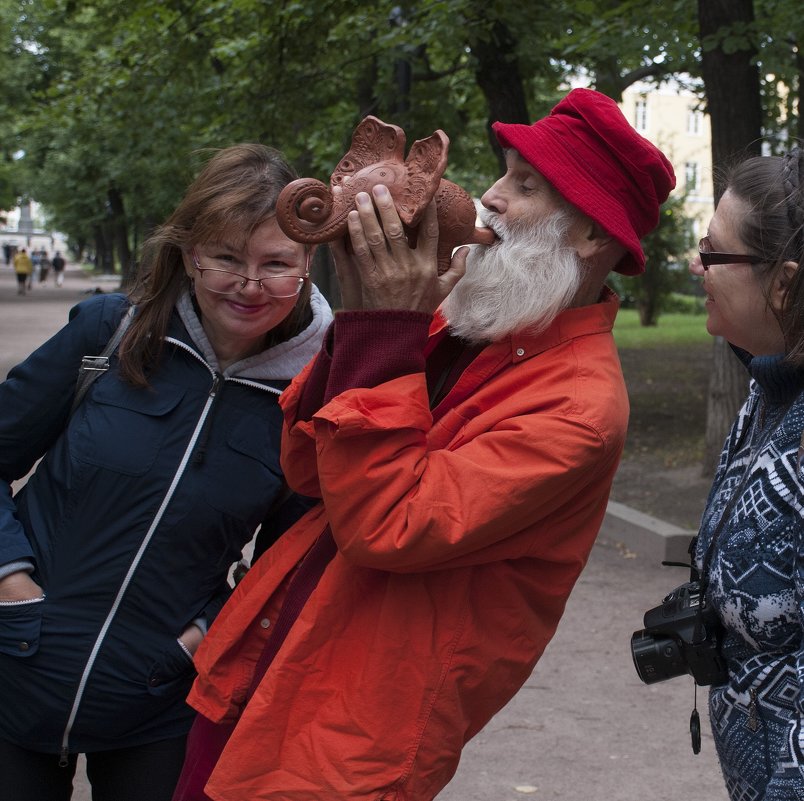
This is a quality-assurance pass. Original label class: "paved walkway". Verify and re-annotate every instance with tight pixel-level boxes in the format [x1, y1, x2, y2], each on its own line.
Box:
[0, 264, 729, 800]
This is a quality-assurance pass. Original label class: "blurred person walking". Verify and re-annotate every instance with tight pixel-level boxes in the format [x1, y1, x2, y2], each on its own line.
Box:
[12, 247, 33, 295]
[39, 251, 52, 284]
[52, 251, 66, 286]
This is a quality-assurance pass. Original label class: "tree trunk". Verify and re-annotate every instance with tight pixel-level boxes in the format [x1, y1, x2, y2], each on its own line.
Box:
[107, 186, 132, 285]
[355, 53, 379, 121]
[636, 297, 659, 327]
[698, 0, 762, 194]
[697, 0, 763, 475]
[468, 12, 530, 173]
[310, 247, 341, 311]
[634, 254, 664, 326]
[93, 223, 113, 275]
[703, 337, 750, 467]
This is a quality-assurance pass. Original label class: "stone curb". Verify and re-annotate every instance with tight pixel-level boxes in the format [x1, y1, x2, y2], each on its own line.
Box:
[600, 499, 695, 565]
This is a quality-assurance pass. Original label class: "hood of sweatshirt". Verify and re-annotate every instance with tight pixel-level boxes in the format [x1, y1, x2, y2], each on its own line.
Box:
[175, 283, 333, 382]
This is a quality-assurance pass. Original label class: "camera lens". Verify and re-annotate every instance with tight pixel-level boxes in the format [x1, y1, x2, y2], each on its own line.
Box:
[631, 629, 689, 684]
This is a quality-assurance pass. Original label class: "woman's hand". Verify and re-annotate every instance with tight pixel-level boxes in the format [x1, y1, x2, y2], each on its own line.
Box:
[0, 572, 43, 602]
[178, 623, 204, 656]
[330, 185, 465, 314]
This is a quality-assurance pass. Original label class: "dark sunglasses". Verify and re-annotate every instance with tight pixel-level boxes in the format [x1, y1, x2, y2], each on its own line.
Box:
[698, 236, 760, 270]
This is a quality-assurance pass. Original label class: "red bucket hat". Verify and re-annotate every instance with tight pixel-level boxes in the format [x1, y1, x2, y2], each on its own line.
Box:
[492, 88, 676, 275]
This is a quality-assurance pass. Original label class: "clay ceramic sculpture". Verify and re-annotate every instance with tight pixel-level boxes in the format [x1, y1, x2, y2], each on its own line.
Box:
[275, 116, 496, 274]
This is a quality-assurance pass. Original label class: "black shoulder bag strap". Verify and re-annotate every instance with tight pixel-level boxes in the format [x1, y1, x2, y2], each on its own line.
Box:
[69, 305, 136, 417]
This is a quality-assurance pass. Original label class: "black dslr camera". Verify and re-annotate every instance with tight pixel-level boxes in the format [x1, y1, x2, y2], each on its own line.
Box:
[631, 579, 727, 687]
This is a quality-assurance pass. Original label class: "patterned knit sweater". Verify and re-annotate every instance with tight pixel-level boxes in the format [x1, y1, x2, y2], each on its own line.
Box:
[695, 352, 804, 801]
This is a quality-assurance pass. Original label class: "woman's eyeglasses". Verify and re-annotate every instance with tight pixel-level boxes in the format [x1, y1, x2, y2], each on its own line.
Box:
[698, 236, 760, 270]
[191, 250, 309, 298]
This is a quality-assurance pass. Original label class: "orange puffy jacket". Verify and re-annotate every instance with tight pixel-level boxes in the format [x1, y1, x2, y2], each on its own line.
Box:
[188, 290, 628, 801]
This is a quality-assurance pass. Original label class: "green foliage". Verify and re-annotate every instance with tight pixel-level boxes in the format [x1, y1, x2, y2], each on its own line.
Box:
[0, 0, 799, 265]
[612, 309, 711, 348]
[661, 291, 706, 315]
[0, 160, 20, 213]
[611, 192, 696, 326]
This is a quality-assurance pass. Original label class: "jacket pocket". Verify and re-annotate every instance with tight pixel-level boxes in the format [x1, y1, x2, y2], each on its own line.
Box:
[0, 595, 45, 657]
[73, 377, 186, 475]
[202, 415, 283, 520]
[146, 637, 196, 697]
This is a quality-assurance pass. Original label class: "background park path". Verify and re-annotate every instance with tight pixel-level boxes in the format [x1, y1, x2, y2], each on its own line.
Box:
[0, 262, 728, 800]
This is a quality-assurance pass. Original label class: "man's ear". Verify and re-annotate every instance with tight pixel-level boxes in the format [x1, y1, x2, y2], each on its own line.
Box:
[772, 260, 799, 310]
[572, 219, 624, 263]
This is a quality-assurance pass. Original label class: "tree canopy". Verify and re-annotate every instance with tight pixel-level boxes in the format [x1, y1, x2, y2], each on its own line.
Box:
[1, 0, 799, 278]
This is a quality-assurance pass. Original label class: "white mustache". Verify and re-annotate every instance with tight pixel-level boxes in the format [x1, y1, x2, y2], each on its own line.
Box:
[474, 203, 507, 240]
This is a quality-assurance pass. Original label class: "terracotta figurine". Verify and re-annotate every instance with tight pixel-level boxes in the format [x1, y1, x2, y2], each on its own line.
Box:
[275, 116, 496, 274]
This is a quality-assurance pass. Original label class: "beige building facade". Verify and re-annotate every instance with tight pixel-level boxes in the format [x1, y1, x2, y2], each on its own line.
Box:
[620, 82, 714, 242]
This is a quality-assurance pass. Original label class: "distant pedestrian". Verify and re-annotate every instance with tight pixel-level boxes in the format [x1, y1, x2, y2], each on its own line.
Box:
[52, 251, 66, 286]
[39, 252, 51, 284]
[12, 248, 32, 295]
[30, 249, 42, 288]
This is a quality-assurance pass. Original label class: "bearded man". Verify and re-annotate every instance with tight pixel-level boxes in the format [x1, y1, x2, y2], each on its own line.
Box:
[174, 89, 675, 801]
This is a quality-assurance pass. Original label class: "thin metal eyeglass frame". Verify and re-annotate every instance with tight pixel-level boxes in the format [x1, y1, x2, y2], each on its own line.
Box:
[698, 236, 760, 271]
[191, 249, 310, 297]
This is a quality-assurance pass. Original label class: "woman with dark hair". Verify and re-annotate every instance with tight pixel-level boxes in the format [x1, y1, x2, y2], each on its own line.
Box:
[689, 146, 804, 800]
[0, 143, 332, 801]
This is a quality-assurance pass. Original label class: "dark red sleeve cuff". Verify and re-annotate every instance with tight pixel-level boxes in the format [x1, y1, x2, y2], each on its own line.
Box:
[323, 309, 432, 403]
[294, 344, 333, 422]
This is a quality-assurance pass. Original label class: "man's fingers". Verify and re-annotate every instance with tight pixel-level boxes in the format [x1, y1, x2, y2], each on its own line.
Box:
[419, 198, 439, 251]
[347, 207, 375, 262]
[352, 192, 392, 260]
[370, 185, 409, 254]
[440, 245, 468, 295]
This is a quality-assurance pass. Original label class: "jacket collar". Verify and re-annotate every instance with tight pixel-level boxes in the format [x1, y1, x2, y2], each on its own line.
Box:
[747, 352, 804, 405]
[730, 344, 804, 406]
[430, 285, 620, 363]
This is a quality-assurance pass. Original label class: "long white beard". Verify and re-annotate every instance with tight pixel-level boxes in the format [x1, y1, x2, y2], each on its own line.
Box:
[442, 208, 582, 344]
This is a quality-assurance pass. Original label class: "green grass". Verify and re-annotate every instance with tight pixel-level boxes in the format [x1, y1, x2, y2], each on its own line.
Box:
[612, 309, 711, 348]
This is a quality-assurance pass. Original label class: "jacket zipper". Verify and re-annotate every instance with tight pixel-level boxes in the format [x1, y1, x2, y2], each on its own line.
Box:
[57, 339, 286, 763]
[58, 354, 220, 766]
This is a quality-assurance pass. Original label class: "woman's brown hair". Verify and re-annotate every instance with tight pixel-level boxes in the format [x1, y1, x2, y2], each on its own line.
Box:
[118, 144, 312, 386]
[725, 146, 804, 367]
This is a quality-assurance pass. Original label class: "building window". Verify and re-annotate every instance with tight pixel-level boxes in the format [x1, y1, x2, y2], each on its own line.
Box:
[685, 161, 700, 192]
[634, 97, 648, 132]
[687, 108, 703, 136]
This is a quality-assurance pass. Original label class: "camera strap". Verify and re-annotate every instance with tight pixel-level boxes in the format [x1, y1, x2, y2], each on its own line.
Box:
[686, 480, 750, 757]
[690, 686, 702, 754]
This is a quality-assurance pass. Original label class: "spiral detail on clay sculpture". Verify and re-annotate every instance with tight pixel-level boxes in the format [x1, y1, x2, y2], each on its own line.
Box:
[276, 178, 348, 243]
